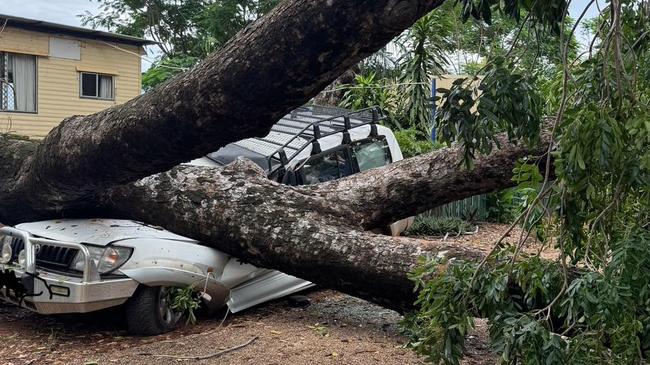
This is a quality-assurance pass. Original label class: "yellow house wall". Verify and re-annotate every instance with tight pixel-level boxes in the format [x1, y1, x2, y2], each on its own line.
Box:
[0, 26, 142, 138]
[434, 75, 481, 112]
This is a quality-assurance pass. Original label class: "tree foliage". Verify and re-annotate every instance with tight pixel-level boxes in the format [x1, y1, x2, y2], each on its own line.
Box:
[396, 8, 453, 135]
[83, 0, 280, 89]
[404, 0, 650, 363]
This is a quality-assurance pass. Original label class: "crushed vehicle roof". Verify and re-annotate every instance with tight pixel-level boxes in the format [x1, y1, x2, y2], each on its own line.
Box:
[16, 219, 196, 246]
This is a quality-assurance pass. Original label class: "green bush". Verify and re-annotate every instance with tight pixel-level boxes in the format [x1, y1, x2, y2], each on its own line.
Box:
[339, 72, 402, 131]
[404, 216, 475, 237]
[394, 129, 443, 158]
[486, 161, 544, 224]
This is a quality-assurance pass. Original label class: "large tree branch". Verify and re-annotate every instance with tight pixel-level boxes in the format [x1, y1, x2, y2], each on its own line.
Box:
[2, 0, 447, 222]
[99, 135, 546, 311]
[0, 131, 547, 311]
[317, 132, 552, 229]
[101, 160, 485, 312]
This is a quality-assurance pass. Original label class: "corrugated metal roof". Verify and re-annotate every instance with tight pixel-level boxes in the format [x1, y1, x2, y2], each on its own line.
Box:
[0, 13, 157, 46]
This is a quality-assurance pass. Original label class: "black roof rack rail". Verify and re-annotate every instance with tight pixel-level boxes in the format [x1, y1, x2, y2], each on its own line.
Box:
[209, 105, 385, 173]
[263, 105, 384, 173]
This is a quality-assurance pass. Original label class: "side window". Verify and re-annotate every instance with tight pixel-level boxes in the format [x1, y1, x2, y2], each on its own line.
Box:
[80, 72, 114, 100]
[300, 149, 354, 185]
[0, 52, 37, 112]
[352, 138, 392, 171]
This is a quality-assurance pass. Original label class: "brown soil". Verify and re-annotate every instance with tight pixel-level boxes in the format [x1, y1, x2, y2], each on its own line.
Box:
[0, 290, 497, 365]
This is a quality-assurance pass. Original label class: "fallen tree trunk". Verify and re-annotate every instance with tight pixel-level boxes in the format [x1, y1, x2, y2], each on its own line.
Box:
[0, 0, 446, 222]
[99, 135, 548, 312]
[0, 131, 548, 311]
[101, 161, 484, 312]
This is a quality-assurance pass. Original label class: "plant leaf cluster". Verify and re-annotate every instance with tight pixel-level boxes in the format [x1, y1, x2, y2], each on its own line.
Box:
[404, 1, 650, 364]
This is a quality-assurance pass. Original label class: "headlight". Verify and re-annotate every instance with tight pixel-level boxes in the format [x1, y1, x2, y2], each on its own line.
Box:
[98, 247, 132, 273]
[69, 246, 132, 274]
[0, 237, 12, 264]
[17, 249, 26, 267]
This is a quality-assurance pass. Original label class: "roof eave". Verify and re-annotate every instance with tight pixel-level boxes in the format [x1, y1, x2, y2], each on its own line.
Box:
[0, 13, 158, 47]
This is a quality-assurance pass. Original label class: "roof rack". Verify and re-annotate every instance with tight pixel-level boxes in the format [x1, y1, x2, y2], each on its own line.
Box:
[233, 105, 384, 173]
[206, 105, 385, 174]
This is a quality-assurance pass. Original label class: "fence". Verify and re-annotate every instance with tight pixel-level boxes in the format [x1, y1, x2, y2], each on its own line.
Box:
[423, 194, 488, 221]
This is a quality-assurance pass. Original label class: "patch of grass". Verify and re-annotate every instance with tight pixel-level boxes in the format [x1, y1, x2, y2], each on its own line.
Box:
[404, 216, 475, 237]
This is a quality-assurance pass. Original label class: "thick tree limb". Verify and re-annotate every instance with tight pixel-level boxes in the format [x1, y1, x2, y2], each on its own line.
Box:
[1, 0, 446, 222]
[315, 133, 551, 229]
[0, 131, 548, 311]
[100, 135, 548, 311]
[101, 160, 485, 312]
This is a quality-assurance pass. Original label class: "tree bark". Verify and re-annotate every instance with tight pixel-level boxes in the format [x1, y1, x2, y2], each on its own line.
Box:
[100, 161, 484, 312]
[315, 133, 551, 229]
[97, 134, 547, 312]
[311, 68, 358, 106]
[0, 0, 446, 222]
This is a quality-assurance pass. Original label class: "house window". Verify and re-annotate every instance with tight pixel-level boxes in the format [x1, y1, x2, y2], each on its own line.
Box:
[0, 52, 37, 112]
[80, 72, 114, 100]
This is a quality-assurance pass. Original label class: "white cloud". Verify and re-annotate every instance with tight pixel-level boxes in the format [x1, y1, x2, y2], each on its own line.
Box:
[0, 0, 101, 27]
[570, 0, 602, 21]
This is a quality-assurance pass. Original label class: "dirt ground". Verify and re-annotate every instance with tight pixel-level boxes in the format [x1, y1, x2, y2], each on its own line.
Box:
[0, 289, 498, 365]
[0, 223, 547, 365]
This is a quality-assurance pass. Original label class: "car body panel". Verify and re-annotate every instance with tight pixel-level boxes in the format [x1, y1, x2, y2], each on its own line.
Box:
[0, 221, 314, 315]
[16, 219, 194, 246]
[227, 270, 315, 313]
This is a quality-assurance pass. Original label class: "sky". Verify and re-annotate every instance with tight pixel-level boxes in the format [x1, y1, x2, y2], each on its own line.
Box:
[0, 0, 101, 28]
[0, 0, 603, 27]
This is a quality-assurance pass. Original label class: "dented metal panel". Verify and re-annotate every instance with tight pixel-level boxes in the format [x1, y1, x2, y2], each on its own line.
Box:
[16, 219, 196, 246]
[227, 271, 315, 313]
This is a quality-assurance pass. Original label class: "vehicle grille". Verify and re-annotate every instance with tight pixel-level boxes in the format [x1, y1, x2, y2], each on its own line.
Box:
[9, 237, 23, 262]
[9, 238, 78, 270]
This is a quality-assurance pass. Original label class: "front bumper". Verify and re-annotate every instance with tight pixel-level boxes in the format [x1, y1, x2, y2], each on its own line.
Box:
[0, 227, 138, 314]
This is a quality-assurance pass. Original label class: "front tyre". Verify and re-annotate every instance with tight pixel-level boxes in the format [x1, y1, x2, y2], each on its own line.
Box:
[125, 286, 182, 335]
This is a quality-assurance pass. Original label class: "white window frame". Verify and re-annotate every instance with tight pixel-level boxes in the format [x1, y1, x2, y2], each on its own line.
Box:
[79, 72, 115, 101]
[0, 51, 38, 113]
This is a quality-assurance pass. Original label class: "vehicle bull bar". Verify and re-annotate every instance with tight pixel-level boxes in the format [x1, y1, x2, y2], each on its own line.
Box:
[0, 226, 98, 282]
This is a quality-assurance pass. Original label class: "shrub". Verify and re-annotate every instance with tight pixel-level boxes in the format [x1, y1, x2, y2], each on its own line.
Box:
[394, 128, 443, 158]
